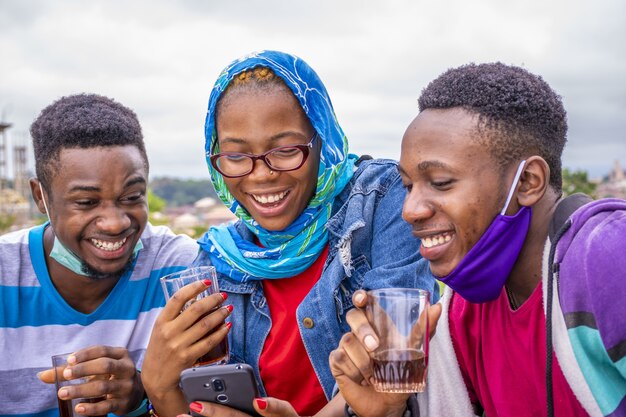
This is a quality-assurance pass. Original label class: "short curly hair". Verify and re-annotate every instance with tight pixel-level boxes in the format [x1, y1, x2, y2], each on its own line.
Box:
[30, 93, 148, 192]
[418, 63, 567, 192]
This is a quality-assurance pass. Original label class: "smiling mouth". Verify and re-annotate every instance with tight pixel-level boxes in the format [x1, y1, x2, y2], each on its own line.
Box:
[421, 232, 453, 248]
[250, 190, 290, 205]
[90, 237, 128, 252]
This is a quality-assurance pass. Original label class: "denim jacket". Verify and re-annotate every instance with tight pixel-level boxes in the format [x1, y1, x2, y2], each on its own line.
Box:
[193, 158, 437, 398]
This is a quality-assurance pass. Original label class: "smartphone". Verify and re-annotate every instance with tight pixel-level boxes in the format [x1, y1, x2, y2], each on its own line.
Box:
[180, 363, 262, 417]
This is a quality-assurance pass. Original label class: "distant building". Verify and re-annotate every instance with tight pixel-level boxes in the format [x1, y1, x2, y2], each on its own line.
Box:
[596, 159, 626, 199]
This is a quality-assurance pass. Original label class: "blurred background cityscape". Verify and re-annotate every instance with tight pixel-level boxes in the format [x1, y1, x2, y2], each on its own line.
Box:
[0, 120, 624, 237]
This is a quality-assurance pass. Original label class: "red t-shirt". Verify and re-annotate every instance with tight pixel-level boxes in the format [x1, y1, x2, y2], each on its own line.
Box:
[448, 284, 589, 417]
[258, 245, 329, 416]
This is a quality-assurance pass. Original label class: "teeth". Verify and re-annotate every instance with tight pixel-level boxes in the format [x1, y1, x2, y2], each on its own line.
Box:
[252, 191, 287, 204]
[91, 237, 127, 251]
[422, 233, 452, 248]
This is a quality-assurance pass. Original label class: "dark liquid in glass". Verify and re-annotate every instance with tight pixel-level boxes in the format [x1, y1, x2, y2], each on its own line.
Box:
[372, 348, 427, 393]
[58, 396, 106, 417]
[195, 338, 229, 366]
[194, 312, 229, 366]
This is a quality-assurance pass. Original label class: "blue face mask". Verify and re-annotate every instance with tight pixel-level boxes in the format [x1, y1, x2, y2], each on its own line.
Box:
[39, 183, 143, 277]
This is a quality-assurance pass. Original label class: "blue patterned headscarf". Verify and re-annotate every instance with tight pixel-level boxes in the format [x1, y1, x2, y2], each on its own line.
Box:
[197, 50, 358, 281]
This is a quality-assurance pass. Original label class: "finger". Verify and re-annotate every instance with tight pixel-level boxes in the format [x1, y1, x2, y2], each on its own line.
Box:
[329, 346, 365, 385]
[181, 304, 232, 345]
[346, 308, 379, 352]
[161, 279, 213, 322]
[37, 368, 57, 384]
[187, 322, 231, 365]
[253, 397, 299, 417]
[335, 333, 374, 384]
[428, 303, 442, 338]
[352, 290, 368, 308]
[190, 400, 251, 417]
[64, 354, 135, 380]
[175, 292, 228, 331]
[73, 397, 120, 416]
[70, 345, 129, 364]
[57, 376, 113, 402]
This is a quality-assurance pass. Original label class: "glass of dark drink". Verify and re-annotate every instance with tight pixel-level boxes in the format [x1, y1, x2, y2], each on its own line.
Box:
[160, 266, 229, 366]
[52, 352, 107, 417]
[365, 288, 430, 393]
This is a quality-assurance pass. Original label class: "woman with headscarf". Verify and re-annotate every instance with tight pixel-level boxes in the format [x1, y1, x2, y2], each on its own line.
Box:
[141, 51, 436, 417]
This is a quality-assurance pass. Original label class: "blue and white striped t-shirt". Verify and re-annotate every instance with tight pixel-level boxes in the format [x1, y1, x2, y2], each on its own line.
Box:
[0, 223, 198, 417]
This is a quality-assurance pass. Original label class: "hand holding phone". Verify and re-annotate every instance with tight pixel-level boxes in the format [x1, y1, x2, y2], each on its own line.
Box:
[180, 363, 262, 417]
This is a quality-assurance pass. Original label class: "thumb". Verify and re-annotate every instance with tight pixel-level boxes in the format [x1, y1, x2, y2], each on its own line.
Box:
[37, 368, 57, 384]
[253, 397, 299, 417]
[428, 303, 442, 338]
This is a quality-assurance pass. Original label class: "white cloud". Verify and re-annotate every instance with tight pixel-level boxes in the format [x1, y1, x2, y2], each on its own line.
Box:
[0, 0, 624, 179]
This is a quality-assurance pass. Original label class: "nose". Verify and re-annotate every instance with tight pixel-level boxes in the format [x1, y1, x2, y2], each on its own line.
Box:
[247, 157, 276, 181]
[96, 203, 132, 235]
[402, 187, 435, 225]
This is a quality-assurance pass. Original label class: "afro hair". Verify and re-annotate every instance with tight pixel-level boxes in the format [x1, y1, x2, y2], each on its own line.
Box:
[418, 63, 567, 192]
[30, 93, 147, 190]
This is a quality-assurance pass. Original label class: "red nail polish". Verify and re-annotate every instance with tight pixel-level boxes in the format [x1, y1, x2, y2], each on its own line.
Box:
[202, 279, 212, 286]
[255, 398, 267, 410]
[189, 402, 203, 413]
[226, 322, 232, 330]
[226, 305, 234, 313]
[221, 292, 228, 300]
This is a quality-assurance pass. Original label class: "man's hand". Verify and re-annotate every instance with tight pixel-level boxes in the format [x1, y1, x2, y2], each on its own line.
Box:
[328, 290, 442, 417]
[38, 346, 144, 416]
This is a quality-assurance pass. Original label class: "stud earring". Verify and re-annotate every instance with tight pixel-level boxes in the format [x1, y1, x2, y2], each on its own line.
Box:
[269, 170, 274, 175]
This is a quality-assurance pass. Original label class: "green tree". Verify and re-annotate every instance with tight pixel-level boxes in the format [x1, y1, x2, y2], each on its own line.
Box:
[562, 168, 597, 198]
[0, 213, 16, 234]
[147, 189, 168, 225]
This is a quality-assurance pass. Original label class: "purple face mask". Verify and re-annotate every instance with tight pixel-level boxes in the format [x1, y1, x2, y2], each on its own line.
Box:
[437, 161, 532, 303]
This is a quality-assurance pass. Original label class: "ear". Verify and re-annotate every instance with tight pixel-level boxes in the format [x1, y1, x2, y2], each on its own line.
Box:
[29, 178, 48, 215]
[516, 156, 549, 207]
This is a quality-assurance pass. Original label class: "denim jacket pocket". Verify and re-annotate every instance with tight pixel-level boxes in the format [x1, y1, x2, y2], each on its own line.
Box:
[333, 254, 370, 322]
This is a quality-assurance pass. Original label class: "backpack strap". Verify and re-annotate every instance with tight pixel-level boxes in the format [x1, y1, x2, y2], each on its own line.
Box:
[548, 193, 593, 242]
[546, 192, 592, 417]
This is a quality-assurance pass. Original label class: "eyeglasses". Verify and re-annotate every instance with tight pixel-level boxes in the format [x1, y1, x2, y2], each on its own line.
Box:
[209, 133, 318, 178]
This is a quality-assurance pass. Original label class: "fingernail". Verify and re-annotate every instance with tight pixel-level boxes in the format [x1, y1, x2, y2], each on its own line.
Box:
[58, 388, 69, 399]
[364, 335, 378, 350]
[255, 398, 267, 410]
[226, 322, 232, 330]
[67, 355, 77, 365]
[225, 305, 233, 313]
[76, 406, 86, 413]
[220, 292, 228, 300]
[63, 368, 72, 379]
[354, 292, 365, 304]
[189, 402, 203, 413]
[202, 279, 212, 287]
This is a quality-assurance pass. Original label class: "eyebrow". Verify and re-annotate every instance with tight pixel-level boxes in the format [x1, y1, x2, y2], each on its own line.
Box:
[415, 160, 451, 171]
[67, 176, 146, 194]
[219, 131, 309, 145]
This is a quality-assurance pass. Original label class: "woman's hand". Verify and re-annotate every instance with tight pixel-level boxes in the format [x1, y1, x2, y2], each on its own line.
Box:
[38, 346, 144, 415]
[141, 279, 233, 417]
[183, 397, 300, 417]
[328, 290, 442, 417]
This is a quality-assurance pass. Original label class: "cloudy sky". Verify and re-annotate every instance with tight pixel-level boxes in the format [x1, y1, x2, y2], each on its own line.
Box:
[1, 0, 624, 180]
